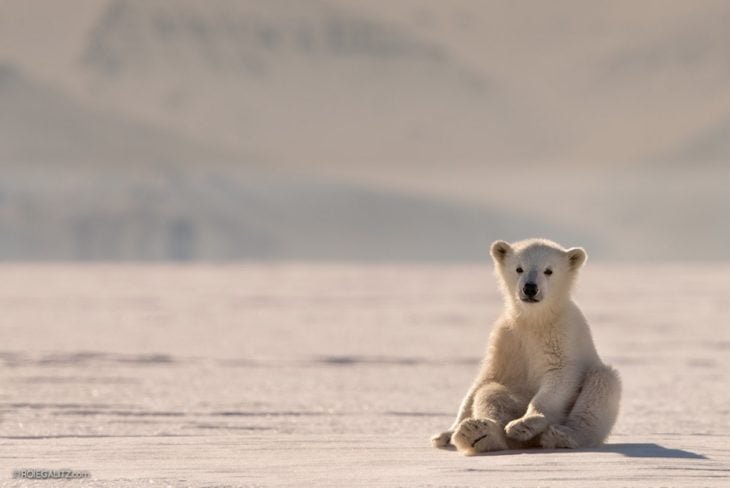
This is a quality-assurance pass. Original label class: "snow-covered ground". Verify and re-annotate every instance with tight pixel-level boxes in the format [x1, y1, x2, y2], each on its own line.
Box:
[0, 264, 728, 486]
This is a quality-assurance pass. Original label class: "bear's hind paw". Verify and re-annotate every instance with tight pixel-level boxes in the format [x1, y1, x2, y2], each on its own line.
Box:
[452, 418, 508, 455]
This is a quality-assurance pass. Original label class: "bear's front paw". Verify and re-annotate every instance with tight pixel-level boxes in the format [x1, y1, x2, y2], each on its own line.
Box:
[452, 418, 508, 455]
[430, 431, 453, 448]
[505, 415, 549, 441]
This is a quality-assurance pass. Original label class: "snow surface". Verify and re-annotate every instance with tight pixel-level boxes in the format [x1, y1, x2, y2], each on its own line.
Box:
[0, 264, 728, 486]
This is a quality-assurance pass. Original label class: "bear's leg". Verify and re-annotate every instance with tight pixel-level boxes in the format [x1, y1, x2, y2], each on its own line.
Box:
[452, 383, 527, 454]
[540, 365, 621, 449]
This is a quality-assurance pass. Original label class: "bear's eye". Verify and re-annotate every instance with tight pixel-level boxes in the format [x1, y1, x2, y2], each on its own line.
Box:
[544, 269, 553, 276]
[516, 267, 524, 274]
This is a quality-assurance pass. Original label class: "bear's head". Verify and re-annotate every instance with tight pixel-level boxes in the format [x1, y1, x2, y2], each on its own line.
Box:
[490, 238, 586, 312]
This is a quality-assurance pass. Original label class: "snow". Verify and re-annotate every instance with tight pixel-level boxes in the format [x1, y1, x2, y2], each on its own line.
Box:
[0, 264, 728, 486]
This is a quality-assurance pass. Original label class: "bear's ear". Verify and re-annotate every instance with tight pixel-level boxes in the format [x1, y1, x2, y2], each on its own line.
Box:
[490, 240, 512, 263]
[566, 247, 587, 270]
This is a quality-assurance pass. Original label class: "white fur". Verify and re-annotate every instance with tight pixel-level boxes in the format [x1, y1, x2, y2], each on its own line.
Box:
[431, 238, 621, 455]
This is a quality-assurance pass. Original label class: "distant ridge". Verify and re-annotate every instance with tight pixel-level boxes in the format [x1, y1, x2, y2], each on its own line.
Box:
[77, 0, 532, 169]
[0, 63, 235, 167]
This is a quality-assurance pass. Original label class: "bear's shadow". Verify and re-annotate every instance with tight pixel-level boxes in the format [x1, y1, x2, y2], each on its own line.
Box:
[591, 443, 706, 459]
[441, 443, 706, 459]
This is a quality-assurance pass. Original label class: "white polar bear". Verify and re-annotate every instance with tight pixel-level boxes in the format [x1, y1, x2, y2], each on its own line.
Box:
[431, 238, 621, 455]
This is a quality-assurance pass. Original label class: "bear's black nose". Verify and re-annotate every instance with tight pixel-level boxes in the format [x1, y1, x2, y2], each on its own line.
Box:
[523, 283, 538, 298]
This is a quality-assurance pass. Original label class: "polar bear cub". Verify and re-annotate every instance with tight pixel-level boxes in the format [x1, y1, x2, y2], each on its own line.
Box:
[431, 238, 620, 455]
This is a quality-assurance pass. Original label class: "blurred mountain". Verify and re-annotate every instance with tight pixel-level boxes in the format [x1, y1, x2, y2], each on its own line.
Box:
[3, 0, 730, 171]
[660, 118, 730, 167]
[0, 63, 234, 166]
[1, 1, 730, 260]
[0, 63, 587, 261]
[1, 162, 592, 261]
[75, 0, 539, 171]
